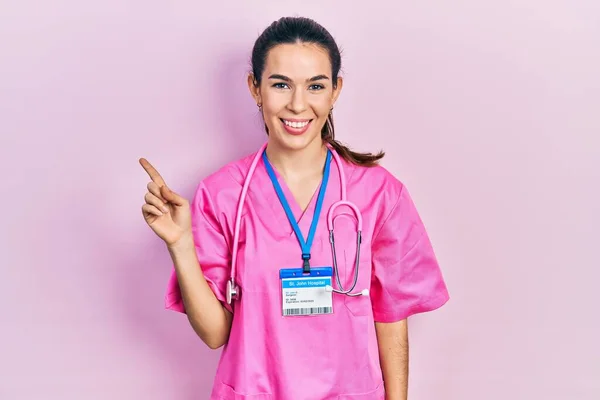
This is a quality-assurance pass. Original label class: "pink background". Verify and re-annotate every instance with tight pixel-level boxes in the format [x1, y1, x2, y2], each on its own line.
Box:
[1, 1, 599, 399]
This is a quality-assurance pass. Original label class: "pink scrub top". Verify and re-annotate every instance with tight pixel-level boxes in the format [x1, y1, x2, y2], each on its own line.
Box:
[165, 146, 449, 400]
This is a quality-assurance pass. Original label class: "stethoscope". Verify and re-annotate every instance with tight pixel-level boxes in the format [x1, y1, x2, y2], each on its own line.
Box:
[226, 142, 369, 305]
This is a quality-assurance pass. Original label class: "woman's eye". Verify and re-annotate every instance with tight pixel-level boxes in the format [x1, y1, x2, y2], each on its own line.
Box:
[273, 83, 289, 89]
[309, 84, 325, 90]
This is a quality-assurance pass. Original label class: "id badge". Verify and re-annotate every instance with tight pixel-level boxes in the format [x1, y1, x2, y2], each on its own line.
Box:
[280, 267, 334, 316]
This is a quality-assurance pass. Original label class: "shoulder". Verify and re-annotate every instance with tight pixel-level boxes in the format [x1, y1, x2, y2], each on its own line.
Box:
[345, 160, 405, 202]
[190, 150, 257, 209]
[348, 161, 434, 242]
[342, 159, 413, 235]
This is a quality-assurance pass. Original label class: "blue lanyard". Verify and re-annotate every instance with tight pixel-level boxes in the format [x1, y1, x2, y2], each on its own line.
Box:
[262, 149, 332, 273]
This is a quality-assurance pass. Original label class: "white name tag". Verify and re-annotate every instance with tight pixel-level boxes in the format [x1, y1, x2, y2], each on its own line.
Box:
[280, 268, 334, 316]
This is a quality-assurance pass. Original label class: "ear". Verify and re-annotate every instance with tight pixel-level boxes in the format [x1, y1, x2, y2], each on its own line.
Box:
[331, 76, 343, 106]
[247, 73, 262, 105]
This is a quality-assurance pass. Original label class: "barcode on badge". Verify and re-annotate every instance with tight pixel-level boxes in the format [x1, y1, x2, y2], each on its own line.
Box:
[283, 307, 333, 316]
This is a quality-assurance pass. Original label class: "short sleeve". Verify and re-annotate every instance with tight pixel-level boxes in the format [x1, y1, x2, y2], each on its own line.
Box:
[370, 183, 449, 322]
[164, 182, 233, 314]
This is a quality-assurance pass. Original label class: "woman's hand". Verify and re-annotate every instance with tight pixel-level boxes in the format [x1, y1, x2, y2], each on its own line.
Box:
[139, 158, 192, 247]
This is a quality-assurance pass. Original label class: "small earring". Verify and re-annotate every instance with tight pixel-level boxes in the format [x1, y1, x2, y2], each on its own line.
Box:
[257, 103, 262, 109]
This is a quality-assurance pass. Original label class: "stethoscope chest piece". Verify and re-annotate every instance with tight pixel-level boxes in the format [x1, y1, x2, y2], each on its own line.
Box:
[227, 279, 238, 304]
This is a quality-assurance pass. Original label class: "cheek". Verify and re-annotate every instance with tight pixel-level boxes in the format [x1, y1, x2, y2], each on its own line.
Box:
[262, 97, 285, 117]
[310, 97, 333, 117]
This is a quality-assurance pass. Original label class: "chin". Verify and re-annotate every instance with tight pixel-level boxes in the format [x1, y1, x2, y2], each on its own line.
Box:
[272, 131, 322, 152]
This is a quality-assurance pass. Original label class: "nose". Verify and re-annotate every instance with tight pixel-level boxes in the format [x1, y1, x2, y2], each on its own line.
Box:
[287, 88, 308, 113]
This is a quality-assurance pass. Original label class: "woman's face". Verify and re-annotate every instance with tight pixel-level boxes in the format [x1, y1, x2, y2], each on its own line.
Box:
[248, 43, 343, 151]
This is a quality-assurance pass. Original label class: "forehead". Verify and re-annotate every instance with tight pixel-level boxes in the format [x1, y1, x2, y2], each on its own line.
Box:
[264, 43, 331, 79]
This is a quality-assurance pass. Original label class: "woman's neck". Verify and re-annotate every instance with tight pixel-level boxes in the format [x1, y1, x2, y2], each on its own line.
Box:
[265, 138, 328, 182]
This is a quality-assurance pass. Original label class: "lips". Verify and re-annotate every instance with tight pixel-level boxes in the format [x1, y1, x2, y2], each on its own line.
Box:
[280, 118, 313, 135]
[282, 119, 311, 129]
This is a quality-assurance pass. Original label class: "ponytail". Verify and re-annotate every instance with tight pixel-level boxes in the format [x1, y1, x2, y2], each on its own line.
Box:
[322, 111, 384, 167]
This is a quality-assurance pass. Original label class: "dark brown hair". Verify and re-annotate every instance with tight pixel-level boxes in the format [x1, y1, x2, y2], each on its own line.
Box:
[251, 16, 385, 167]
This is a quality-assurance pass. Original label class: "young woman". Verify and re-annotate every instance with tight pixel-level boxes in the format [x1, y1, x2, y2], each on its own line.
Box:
[140, 16, 449, 400]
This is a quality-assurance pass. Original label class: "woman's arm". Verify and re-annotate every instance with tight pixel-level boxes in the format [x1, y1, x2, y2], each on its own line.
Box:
[375, 319, 409, 400]
[168, 233, 233, 349]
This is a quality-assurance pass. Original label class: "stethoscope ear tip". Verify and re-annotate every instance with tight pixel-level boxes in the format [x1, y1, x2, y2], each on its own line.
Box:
[361, 289, 369, 297]
[325, 285, 333, 292]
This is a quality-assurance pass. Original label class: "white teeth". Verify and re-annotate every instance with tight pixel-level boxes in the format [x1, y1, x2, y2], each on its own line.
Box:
[283, 120, 309, 129]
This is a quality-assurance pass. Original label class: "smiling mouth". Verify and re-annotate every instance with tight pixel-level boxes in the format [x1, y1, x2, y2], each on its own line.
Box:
[280, 118, 313, 129]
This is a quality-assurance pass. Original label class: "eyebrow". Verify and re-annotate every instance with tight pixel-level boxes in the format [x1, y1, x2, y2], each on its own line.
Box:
[268, 74, 330, 82]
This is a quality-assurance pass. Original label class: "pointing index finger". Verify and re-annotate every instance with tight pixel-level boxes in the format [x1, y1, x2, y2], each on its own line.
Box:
[139, 158, 166, 187]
